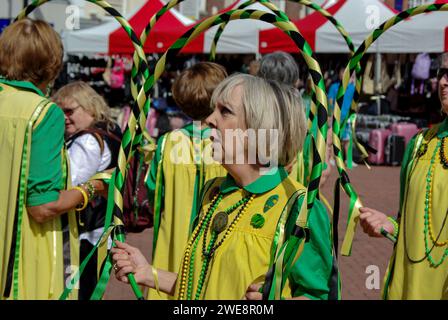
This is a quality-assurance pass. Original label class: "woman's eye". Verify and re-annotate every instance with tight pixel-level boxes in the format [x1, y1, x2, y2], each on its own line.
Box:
[221, 107, 232, 115]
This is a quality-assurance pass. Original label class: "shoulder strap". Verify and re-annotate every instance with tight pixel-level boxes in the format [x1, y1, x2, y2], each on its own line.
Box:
[92, 127, 122, 143]
[72, 128, 105, 154]
[32, 100, 53, 130]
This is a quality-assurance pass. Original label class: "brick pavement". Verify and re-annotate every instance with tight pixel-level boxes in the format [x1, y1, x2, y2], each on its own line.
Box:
[104, 165, 401, 300]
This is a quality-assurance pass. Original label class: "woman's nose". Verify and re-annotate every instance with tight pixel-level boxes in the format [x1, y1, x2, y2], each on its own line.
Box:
[205, 110, 217, 129]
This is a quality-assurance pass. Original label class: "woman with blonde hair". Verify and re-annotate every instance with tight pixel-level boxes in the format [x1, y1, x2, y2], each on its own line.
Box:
[52, 81, 122, 300]
[0, 19, 106, 300]
[112, 74, 334, 300]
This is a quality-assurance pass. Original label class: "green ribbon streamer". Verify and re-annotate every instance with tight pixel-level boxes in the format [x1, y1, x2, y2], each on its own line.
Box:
[89, 171, 118, 300]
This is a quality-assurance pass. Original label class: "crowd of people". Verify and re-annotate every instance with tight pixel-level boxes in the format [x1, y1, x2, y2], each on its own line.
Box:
[0, 18, 447, 301]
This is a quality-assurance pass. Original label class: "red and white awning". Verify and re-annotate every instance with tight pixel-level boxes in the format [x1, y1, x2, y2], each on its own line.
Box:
[64, 0, 284, 55]
[64, 0, 447, 55]
[64, 0, 198, 55]
[260, 0, 399, 53]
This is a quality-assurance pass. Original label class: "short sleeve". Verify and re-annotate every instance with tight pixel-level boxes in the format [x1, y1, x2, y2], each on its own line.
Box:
[26, 104, 65, 207]
[286, 196, 333, 300]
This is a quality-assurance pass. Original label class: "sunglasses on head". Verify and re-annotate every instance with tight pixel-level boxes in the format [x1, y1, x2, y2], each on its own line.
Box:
[437, 68, 448, 80]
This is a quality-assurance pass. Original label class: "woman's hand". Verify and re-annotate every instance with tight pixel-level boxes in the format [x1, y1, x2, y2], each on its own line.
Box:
[90, 179, 108, 199]
[111, 241, 152, 286]
[359, 207, 395, 238]
[245, 283, 263, 300]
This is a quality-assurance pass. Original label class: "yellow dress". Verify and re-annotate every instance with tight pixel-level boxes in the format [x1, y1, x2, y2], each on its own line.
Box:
[0, 81, 78, 300]
[384, 121, 448, 299]
[147, 124, 226, 299]
[175, 167, 334, 300]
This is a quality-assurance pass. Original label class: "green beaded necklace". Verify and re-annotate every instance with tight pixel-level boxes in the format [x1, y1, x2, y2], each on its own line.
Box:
[422, 140, 448, 267]
[182, 193, 254, 300]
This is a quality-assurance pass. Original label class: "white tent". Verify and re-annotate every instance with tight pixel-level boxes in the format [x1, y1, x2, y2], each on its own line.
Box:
[307, 0, 448, 53]
[260, 0, 402, 53]
[314, 0, 399, 53]
[63, 0, 195, 55]
[202, 0, 280, 54]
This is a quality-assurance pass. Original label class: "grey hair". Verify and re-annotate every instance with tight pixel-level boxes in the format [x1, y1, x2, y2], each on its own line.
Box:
[210, 73, 306, 167]
[257, 51, 300, 87]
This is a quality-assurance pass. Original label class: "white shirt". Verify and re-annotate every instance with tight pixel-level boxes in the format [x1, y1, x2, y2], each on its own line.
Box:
[67, 133, 112, 246]
[68, 133, 112, 187]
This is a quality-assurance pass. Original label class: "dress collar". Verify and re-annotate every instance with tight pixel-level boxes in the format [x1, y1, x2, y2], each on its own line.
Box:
[219, 166, 288, 195]
[0, 77, 45, 97]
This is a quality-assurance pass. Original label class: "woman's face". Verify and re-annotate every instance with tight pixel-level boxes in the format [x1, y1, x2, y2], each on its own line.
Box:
[206, 84, 248, 165]
[438, 59, 448, 115]
[60, 99, 95, 137]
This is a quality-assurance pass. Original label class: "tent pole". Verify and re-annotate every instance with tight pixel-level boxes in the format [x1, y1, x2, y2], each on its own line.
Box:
[375, 42, 382, 114]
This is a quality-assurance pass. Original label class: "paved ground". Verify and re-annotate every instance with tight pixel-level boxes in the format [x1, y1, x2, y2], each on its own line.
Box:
[103, 164, 401, 300]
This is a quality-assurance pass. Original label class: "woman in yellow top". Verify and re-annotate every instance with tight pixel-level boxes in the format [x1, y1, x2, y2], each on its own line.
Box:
[360, 53, 448, 300]
[113, 74, 334, 299]
[0, 19, 105, 300]
[145, 62, 228, 299]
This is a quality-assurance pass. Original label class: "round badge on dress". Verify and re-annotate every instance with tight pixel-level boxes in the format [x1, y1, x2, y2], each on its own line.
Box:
[250, 213, 265, 229]
[212, 212, 228, 233]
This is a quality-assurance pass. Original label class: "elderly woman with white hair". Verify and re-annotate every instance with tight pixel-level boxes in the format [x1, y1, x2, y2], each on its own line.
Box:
[111, 74, 334, 300]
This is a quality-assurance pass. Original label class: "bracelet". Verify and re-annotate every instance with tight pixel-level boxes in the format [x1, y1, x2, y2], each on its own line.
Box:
[387, 217, 399, 238]
[151, 265, 160, 296]
[73, 186, 88, 211]
[81, 181, 96, 201]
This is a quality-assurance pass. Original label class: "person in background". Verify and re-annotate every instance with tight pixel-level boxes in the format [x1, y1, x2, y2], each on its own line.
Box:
[0, 19, 105, 300]
[257, 51, 332, 188]
[53, 81, 122, 300]
[248, 59, 260, 76]
[145, 62, 228, 300]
